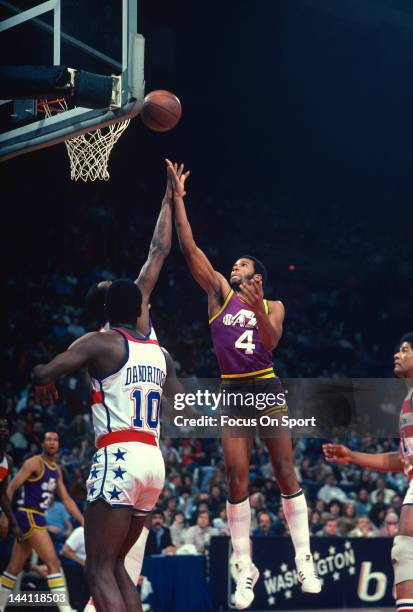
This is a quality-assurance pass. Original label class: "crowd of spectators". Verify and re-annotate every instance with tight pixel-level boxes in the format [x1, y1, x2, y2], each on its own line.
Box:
[3, 184, 413, 559]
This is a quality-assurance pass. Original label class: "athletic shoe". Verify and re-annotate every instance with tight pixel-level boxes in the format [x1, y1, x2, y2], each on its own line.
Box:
[296, 554, 322, 593]
[234, 561, 260, 610]
[83, 597, 95, 611]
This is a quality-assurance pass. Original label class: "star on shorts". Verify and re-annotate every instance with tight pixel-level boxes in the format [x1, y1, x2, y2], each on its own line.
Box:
[113, 466, 126, 480]
[109, 486, 121, 500]
[113, 448, 127, 461]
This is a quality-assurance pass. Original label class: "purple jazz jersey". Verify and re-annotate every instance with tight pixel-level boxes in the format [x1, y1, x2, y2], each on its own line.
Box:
[210, 290, 274, 378]
[21, 456, 59, 513]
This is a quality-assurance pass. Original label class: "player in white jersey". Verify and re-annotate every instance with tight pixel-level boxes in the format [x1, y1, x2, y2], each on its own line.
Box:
[323, 332, 413, 612]
[0, 418, 22, 542]
[32, 279, 178, 612]
[80, 163, 186, 610]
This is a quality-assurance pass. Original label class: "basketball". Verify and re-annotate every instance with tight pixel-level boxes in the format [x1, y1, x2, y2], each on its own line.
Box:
[140, 90, 182, 132]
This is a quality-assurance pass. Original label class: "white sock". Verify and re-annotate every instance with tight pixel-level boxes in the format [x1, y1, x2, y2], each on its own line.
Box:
[47, 572, 71, 611]
[281, 489, 311, 558]
[124, 526, 149, 585]
[0, 572, 17, 611]
[226, 499, 252, 566]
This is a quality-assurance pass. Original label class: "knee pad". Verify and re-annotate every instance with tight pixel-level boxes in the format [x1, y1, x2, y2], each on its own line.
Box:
[391, 535, 413, 584]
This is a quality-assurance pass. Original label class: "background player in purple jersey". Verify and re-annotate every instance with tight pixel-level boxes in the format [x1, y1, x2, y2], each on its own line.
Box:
[324, 333, 413, 612]
[0, 431, 83, 612]
[167, 160, 321, 609]
[0, 418, 22, 542]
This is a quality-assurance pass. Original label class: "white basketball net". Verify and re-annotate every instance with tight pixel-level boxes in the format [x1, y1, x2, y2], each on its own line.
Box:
[38, 99, 130, 182]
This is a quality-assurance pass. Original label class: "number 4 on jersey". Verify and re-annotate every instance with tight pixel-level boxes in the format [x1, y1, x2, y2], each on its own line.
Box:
[235, 330, 255, 355]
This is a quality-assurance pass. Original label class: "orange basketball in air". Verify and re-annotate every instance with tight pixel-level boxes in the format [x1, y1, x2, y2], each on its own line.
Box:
[140, 90, 182, 132]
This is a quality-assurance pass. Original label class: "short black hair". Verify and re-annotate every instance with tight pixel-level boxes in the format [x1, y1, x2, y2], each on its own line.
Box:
[239, 254, 268, 285]
[400, 333, 413, 350]
[85, 282, 107, 324]
[105, 279, 142, 326]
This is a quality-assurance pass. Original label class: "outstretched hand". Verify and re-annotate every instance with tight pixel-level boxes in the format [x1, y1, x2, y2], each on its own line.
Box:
[322, 443, 353, 464]
[165, 159, 190, 199]
[238, 278, 264, 313]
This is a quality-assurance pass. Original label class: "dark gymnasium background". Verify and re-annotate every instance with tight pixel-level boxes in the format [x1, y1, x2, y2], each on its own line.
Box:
[2, 2, 413, 610]
[3, 0, 413, 404]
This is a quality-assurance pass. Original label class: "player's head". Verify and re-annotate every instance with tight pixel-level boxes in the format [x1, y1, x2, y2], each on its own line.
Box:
[230, 255, 267, 289]
[0, 417, 10, 448]
[42, 431, 59, 457]
[105, 279, 142, 327]
[85, 280, 112, 326]
[394, 333, 413, 378]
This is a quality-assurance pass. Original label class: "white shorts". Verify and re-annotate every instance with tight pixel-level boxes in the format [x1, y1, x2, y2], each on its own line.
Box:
[403, 478, 413, 505]
[86, 441, 165, 515]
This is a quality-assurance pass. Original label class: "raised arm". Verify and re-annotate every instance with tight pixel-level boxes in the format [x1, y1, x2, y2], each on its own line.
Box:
[323, 443, 404, 472]
[166, 160, 229, 300]
[136, 161, 175, 300]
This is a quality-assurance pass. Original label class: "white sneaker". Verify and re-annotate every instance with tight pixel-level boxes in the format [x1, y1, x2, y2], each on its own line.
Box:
[83, 597, 95, 612]
[234, 561, 260, 610]
[296, 554, 322, 593]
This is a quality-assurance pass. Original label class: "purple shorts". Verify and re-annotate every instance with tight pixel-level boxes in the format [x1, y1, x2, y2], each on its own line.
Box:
[16, 508, 46, 539]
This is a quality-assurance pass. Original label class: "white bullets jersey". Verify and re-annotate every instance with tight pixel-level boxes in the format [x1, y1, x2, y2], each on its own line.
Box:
[90, 327, 167, 446]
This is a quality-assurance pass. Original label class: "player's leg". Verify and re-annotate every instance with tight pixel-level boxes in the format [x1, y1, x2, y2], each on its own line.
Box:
[393, 502, 413, 611]
[30, 528, 72, 611]
[123, 514, 151, 585]
[223, 437, 253, 562]
[84, 499, 135, 612]
[84, 513, 151, 612]
[0, 538, 32, 611]
[264, 435, 321, 593]
[114, 515, 147, 612]
[222, 436, 259, 610]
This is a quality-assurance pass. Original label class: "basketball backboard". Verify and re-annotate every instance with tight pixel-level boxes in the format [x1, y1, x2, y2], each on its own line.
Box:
[0, 0, 145, 162]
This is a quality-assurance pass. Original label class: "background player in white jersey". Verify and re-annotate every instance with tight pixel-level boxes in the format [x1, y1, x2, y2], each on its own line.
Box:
[323, 332, 413, 612]
[31, 279, 178, 612]
[0, 418, 22, 542]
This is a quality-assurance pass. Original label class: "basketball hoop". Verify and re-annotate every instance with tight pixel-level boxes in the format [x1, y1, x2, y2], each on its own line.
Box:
[37, 99, 130, 181]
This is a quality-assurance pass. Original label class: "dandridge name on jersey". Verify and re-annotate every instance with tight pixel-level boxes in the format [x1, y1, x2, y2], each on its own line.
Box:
[125, 364, 166, 388]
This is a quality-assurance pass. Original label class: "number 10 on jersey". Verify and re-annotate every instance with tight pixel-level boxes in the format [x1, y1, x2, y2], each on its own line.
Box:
[131, 387, 160, 430]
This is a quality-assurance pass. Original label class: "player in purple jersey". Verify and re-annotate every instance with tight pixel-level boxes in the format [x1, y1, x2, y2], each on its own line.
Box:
[0, 432, 83, 612]
[167, 160, 321, 609]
